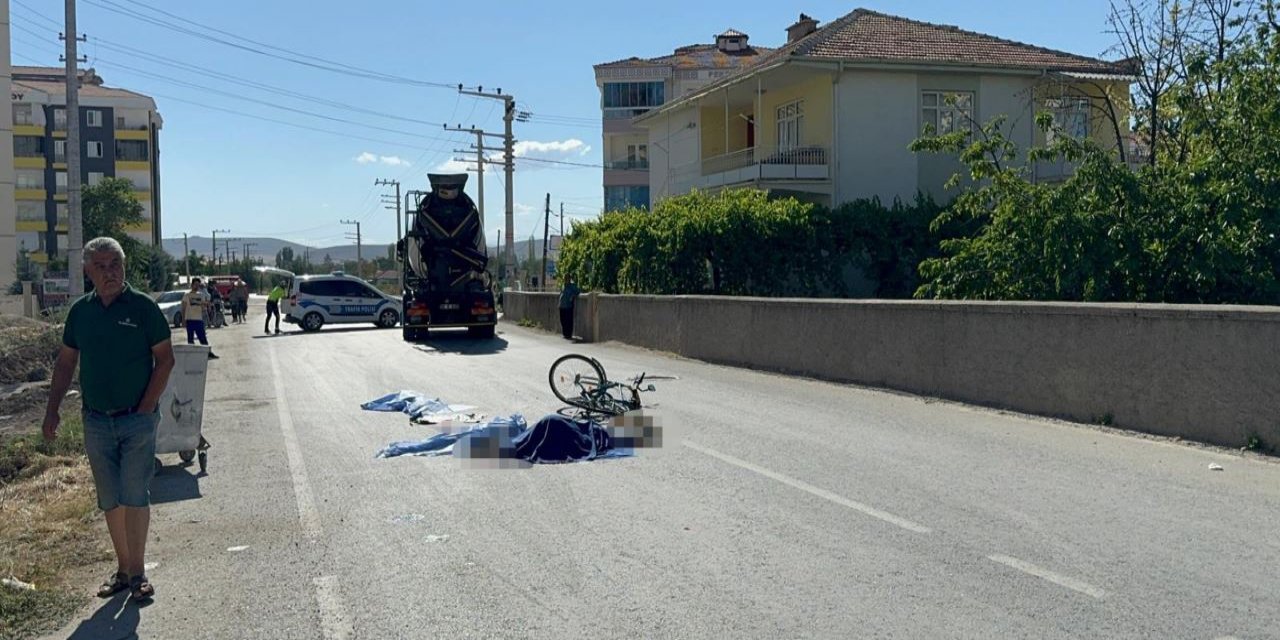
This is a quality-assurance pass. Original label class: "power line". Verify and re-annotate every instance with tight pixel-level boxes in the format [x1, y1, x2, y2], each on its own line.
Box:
[13, 8, 452, 129]
[82, 0, 457, 88]
[89, 56, 459, 143]
[518, 157, 606, 168]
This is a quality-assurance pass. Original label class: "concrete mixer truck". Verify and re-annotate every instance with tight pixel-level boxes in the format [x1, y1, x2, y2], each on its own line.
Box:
[396, 173, 497, 341]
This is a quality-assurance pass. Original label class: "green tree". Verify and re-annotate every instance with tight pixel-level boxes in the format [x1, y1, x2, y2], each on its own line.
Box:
[909, 3, 1280, 304]
[82, 177, 145, 247]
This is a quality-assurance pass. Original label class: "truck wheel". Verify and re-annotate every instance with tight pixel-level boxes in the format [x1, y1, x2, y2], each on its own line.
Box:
[468, 325, 495, 339]
[378, 309, 399, 328]
[302, 312, 324, 332]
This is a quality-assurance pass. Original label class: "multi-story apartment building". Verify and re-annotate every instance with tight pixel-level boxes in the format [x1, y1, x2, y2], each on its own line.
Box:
[594, 30, 772, 211]
[9, 66, 162, 267]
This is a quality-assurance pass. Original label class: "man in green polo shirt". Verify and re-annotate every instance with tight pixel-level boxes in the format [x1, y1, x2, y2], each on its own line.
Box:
[44, 237, 175, 603]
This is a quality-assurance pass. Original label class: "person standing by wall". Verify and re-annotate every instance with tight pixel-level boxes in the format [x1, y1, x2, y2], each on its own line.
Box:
[558, 276, 580, 340]
[43, 237, 175, 603]
[182, 278, 219, 359]
[265, 281, 286, 335]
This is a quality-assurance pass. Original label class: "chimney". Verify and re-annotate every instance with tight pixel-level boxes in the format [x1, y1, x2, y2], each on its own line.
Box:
[787, 13, 819, 43]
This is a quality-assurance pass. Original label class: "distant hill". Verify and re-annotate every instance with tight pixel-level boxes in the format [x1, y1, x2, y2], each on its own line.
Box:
[162, 236, 396, 264]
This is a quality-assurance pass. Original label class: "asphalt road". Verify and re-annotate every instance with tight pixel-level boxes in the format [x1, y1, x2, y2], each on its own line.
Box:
[44, 311, 1280, 639]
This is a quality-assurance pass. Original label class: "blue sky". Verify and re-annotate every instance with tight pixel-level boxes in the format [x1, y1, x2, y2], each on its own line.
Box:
[11, 0, 1124, 250]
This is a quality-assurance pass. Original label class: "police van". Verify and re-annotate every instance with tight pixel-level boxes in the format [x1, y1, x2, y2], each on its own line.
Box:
[255, 267, 401, 332]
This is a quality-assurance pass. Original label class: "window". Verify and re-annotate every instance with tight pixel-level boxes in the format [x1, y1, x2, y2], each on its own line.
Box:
[116, 115, 127, 129]
[300, 280, 344, 297]
[87, 110, 103, 127]
[14, 136, 44, 157]
[87, 141, 104, 158]
[54, 140, 66, 163]
[13, 104, 34, 126]
[16, 171, 44, 190]
[88, 172, 105, 186]
[55, 172, 67, 193]
[921, 91, 974, 135]
[603, 82, 665, 118]
[53, 108, 67, 130]
[604, 185, 650, 212]
[17, 201, 45, 222]
[56, 204, 68, 224]
[116, 139, 149, 161]
[776, 100, 804, 151]
[1046, 97, 1090, 143]
[622, 144, 648, 169]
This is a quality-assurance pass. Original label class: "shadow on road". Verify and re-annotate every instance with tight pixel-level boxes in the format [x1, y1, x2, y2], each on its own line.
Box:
[249, 326, 396, 339]
[150, 463, 202, 504]
[66, 592, 143, 640]
[408, 331, 509, 356]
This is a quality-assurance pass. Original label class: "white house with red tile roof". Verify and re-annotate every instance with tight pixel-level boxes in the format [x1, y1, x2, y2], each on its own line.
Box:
[635, 9, 1136, 208]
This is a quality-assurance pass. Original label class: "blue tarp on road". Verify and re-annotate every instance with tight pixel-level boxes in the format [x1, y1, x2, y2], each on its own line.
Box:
[376, 414, 629, 464]
[361, 390, 471, 421]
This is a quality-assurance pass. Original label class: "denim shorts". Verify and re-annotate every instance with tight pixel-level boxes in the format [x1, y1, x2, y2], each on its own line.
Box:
[82, 409, 161, 511]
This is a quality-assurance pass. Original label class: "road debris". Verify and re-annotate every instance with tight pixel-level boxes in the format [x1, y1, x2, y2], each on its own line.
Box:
[227, 545, 250, 552]
[2, 577, 36, 591]
[1209, 463, 1225, 471]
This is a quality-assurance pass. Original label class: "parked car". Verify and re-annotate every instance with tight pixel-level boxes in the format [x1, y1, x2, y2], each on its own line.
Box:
[254, 267, 401, 332]
[154, 290, 187, 327]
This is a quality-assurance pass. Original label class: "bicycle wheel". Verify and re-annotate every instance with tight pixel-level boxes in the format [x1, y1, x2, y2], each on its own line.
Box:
[549, 354, 606, 409]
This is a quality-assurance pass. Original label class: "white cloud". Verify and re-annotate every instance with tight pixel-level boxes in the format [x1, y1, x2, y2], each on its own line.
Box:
[514, 203, 535, 214]
[513, 139, 588, 157]
[354, 151, 412, 167]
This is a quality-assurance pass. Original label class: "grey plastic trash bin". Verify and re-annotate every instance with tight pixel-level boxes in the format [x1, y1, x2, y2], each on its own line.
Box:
[154, 343, 212, 473]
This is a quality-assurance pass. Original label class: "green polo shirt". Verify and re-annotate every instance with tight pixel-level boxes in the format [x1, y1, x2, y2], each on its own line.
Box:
[62, 283, 171, 413]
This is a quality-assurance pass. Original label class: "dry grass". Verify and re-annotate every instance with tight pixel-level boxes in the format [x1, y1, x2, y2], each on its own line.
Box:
[0, 315, 62, 386]
[0, 419, 108, 640]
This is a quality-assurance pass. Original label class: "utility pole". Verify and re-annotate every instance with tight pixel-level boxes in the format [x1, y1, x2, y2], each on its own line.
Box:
[62, 1, 87, 295]
[456, 87, 527, 283]
[182, 233, 191, 279]
[375, 178, 401, 290]
[542, 193, 551, 291]
[446, 125, 504, 231]
[211, 228, 229, 272]
[223, 238, 235, 273]
[243, 242, 258, 265]
[559, 202, 564, 237]
[340, 220, 361, 277]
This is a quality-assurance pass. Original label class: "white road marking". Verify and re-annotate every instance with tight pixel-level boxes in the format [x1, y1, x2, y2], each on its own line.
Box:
[987, 554, 1106, 599]
[314, 575, 354, 639]
[682, 440, 932, 534]
[270, 347, 351, 640]
[268, 345, 323, 540]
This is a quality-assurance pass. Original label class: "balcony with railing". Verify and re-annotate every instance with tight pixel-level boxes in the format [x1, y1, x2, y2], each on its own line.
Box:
[672, 144, 830, 192]
[604, 158, 649, 171]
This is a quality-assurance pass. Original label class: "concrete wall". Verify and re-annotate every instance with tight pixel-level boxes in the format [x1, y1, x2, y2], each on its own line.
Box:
[504, 292, 1280, 451]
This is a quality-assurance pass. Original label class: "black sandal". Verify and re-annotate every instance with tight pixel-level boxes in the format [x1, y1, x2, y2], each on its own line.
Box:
[98, 571, 129, 598]
[129, 575, 155, 602]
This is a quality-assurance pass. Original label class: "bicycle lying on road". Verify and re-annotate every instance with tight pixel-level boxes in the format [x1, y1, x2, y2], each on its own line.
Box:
[549, 354, 671, 420]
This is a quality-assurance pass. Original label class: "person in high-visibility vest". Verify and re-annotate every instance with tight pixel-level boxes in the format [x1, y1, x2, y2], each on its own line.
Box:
[265, 282, 287, 335]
